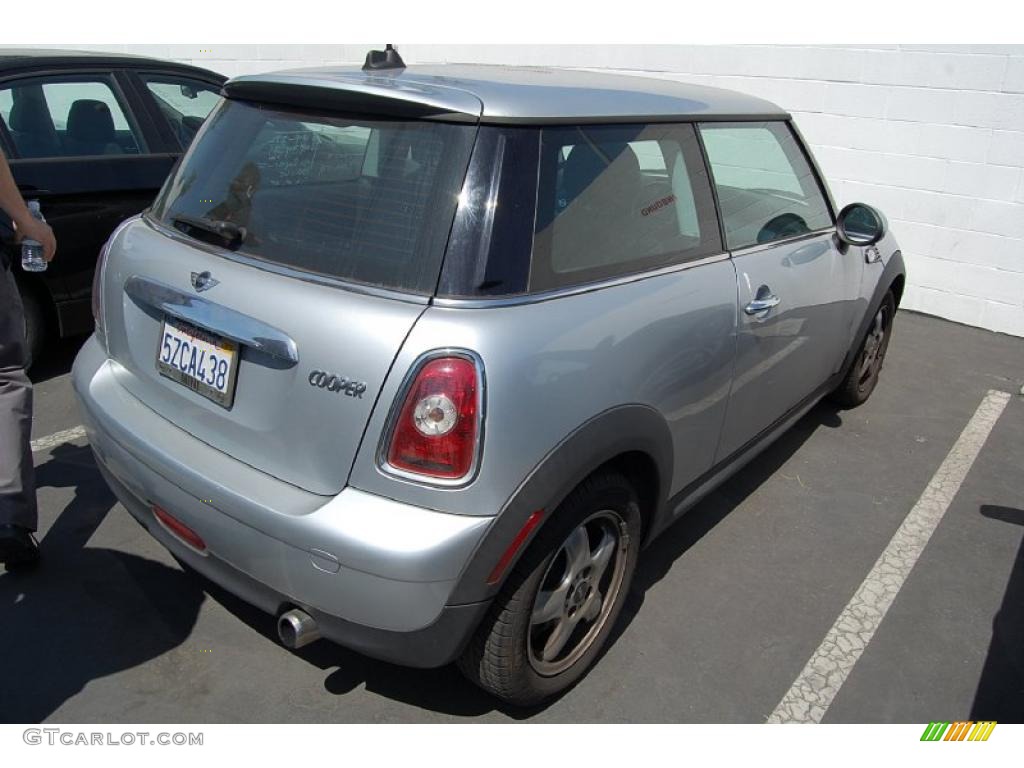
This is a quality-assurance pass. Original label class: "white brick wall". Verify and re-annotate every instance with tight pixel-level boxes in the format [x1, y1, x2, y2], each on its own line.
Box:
[17, 44, 1024, 337]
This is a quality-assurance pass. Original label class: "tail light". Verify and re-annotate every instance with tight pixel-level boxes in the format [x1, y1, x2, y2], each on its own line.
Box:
[383, 352, 483, 483]
[92, 216, 137, 349]
[91, 235, 112, 347]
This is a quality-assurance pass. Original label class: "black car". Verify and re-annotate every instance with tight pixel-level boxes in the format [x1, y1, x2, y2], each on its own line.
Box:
[0, 49, 225, 366]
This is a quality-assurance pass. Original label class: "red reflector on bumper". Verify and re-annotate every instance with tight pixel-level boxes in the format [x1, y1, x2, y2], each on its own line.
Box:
[153, 505, 207, 552]
[487, 509, 544, 585]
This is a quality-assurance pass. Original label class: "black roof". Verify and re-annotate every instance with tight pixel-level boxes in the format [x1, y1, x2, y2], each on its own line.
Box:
[0, 48, 224, 81]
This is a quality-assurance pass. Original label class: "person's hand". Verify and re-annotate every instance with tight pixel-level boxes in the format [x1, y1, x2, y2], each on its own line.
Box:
[13, 214, 56, 262]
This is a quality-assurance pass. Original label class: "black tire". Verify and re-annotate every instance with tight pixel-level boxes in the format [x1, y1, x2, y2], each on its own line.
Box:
[458, 471, 642, 706]
[17, 281, 47, 371]
[830, 291, 896, 408]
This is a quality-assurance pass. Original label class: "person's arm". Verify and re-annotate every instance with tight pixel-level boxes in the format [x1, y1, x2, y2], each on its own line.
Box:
[0, 150, 56, 262]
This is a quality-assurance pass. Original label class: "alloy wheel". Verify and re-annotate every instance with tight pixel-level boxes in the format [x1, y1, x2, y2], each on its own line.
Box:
[856, 304, 890, 392]
[528, 510, 628, 676]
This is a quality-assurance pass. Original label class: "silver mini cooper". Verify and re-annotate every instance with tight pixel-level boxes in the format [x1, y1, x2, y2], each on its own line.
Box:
[74, 47, 904, 705]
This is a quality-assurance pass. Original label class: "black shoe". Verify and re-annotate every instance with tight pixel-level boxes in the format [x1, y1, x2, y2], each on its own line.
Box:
[0, 525, 40, 571]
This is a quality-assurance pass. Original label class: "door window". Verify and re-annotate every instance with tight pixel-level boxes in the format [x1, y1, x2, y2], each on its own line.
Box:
[531, 123, 721, 291]
[699, 121, 832, 250]
[139, 75, 221, 148]
[0, 77, 143, 158]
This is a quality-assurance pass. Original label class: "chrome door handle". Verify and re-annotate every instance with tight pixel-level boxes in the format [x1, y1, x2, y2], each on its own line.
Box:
[744, 294, 781, 315]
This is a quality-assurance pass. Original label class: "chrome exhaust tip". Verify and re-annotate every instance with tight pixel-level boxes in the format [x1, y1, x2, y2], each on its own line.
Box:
[277, 608, 320, 649]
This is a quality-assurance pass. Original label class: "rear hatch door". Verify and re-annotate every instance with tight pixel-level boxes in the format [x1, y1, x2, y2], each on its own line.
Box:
[102, 91, 478, 496]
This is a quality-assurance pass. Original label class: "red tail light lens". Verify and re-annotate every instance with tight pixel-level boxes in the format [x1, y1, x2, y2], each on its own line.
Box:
[385, 355, 481, 481]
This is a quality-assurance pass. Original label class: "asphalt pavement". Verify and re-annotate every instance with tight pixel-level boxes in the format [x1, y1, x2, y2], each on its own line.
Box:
[1, 310, 1022, 723]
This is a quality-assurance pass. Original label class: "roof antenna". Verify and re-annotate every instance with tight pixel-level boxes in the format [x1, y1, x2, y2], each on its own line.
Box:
[363, 44, 406, 72]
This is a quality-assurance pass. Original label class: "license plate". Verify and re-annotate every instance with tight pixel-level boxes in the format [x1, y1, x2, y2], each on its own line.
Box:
[156, 317, 239, 408]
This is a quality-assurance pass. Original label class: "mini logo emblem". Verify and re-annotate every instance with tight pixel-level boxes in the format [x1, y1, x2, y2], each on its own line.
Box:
[190, 271, 219, 292]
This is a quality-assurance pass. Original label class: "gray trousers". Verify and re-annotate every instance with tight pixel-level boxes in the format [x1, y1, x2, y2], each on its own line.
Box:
[0, 264, 36, 530]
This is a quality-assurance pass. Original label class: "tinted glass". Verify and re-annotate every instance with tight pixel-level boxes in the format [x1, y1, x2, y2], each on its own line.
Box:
[699, 121, 832, 250]
[0, 77, 143, 158]
[436, 126, 539, 298]
[152, 99, 475, 294]
[529, 124, 720, 291]
[141, 76, 221, 148]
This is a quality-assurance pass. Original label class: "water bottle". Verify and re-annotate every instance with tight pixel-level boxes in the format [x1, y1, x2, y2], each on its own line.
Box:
[21, 200, 47, 272]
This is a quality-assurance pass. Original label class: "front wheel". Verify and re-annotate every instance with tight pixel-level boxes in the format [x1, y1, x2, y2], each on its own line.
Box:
[458, 472, 642, 706]
[830, 291, 896, 408]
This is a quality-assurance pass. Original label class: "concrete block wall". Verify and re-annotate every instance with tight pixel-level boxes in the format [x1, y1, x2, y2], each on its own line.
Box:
[19, 44, 1024, 337]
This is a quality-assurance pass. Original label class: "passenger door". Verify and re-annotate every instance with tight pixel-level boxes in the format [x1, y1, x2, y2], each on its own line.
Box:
[525, 123, 738, 498]
[699, 121, 862, 460]
[0, 70, 176, 334]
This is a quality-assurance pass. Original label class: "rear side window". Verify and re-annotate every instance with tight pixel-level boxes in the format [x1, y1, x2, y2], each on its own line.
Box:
[152, 99, 475, 294]
[530, 123, 721, 291]
[139, 75, 221, 148]
[0, 76, 143, 158]
[699, 121, 832, 250]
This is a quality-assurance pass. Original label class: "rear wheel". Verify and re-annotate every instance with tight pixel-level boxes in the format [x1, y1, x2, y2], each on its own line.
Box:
[830, 291, 895, 408]
[458, 471, 642, 706]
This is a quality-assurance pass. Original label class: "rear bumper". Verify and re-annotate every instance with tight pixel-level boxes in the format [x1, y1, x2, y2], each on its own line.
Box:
[72, 335, 494, 667]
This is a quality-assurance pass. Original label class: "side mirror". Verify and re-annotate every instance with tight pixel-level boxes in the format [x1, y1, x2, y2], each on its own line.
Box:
[836, 202, 887, 247]
[180, 84, 198, 99]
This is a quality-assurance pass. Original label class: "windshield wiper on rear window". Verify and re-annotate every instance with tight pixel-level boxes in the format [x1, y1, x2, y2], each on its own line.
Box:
[172, 215, 248, 250]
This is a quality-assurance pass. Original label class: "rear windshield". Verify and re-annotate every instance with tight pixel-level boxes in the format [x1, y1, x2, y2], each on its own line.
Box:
[152, 99, 475, 294]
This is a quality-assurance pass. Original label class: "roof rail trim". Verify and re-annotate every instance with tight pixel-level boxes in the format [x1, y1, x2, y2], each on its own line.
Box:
[475, 111, 793, 126]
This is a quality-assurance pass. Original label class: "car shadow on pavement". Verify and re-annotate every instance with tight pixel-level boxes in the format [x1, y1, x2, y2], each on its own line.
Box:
[609, 403, 843, 651]
[1, 403, 839, 722]
[189, 572, 507, 718]
[0, 443, 205, 722]
[971, 505, 1024, 722]
[195, 402, 843, 720]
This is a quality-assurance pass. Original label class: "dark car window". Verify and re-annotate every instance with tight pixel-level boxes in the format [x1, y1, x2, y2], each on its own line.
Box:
[699, 121, 832, 250]
[0, 76, 144, 159]
[139, 75, 221, 149]
[529, 123, 721, 292]
[152, 99, 475, 295]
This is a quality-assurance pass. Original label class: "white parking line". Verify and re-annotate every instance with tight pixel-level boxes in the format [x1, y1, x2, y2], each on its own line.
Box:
[30, 425, 87, 453]
[768, 389, 1013, 724]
